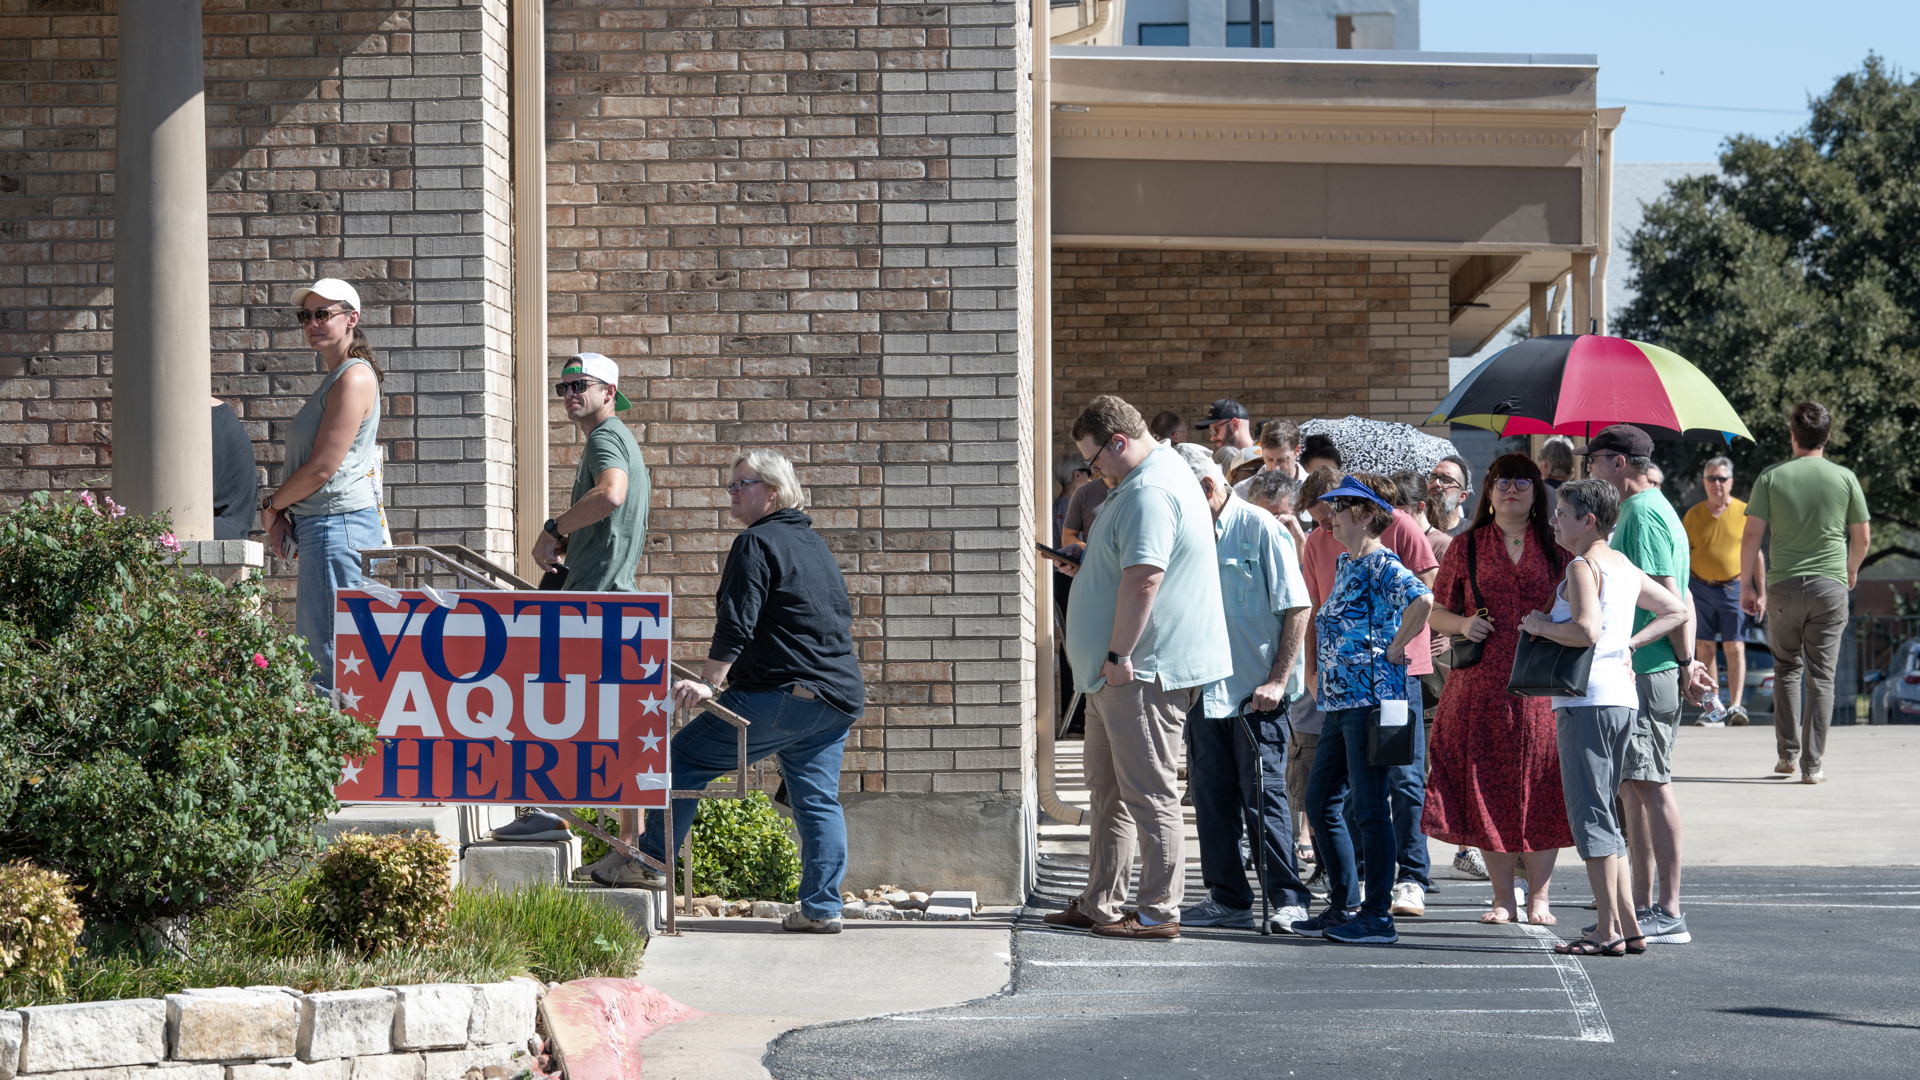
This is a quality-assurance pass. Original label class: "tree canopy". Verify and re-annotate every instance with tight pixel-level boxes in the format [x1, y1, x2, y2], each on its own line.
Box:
[1617, 55, 1920, 532]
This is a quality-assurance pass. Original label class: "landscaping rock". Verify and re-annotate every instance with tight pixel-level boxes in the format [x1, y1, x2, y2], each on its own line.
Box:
[540, 980, 695, 1080]
[750, 901, 794, 919]
[165, 987, 299, 1061]
[0, 1010, 18, 1080]
[228, 1059, 350, 1080]
[879, 891, 910, 907]
[17, 1000, 165, 1072]
[467, 980, 538, 1046]
[862, 905, 905, 921]
[299, 987, 396, 1061]
[841, 900, 868, 915]
[346, 1053, 424, 1080]
[390, 984, 472, 1050]
[925, 890, 980, 921]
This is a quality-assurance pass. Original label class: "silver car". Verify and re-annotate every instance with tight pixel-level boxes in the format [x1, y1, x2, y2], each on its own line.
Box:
[1868, 638, 1920, 724]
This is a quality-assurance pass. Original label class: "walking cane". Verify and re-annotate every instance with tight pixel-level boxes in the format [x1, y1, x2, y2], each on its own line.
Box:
[1235, 696, 1271, 936]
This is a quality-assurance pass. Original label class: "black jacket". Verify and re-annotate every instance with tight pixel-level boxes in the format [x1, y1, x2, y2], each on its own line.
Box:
[212, 403, 258, 541]
[710, 508, 865, 718]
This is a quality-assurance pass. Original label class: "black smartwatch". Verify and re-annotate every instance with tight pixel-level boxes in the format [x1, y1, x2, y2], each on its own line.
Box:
[543, 518, 564, 540]
[1107, 651, 1130, 666]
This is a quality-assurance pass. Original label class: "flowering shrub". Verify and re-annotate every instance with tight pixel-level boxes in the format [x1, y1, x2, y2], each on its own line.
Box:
[689, 791, 801, 902]
[310, 831, 455, 956]
[0, 492, 375, 927]
[0, 861, 84, 996]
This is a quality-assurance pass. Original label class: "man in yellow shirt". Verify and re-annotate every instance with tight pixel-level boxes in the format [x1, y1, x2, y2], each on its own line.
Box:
[1683, 456, 1762, 725]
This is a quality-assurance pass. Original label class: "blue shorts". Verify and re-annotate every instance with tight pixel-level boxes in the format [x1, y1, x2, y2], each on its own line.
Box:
[1692, 576, 1745, 643]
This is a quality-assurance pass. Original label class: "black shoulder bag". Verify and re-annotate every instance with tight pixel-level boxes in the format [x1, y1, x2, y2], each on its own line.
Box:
[1361, 558, 1418, 767]
[1446, 527, 1488, 669]
[1507, 559, 1596, 698]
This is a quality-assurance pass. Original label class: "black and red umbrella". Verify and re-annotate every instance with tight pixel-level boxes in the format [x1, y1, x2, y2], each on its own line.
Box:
[1428, 334, 1753, 444]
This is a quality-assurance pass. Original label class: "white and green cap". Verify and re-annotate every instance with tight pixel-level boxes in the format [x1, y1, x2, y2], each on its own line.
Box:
[561, 352, 631, 410]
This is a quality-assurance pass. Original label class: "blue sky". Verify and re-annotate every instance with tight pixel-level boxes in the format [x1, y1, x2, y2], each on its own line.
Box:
[1424, 1, 1920, 162]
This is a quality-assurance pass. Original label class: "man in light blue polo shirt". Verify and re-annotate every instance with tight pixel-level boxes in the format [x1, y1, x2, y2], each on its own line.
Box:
[1043, 396, 1231, 941]
[1173, 444, 1313, 934]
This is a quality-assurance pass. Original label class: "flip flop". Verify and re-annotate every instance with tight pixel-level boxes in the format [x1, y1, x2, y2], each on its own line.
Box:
[1554, 937, 1627, 957]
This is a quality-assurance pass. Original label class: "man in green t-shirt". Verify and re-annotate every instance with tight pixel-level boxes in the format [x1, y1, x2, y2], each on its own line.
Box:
[1738, 402, 1870, 786]
[1581, 424, 1709, 946]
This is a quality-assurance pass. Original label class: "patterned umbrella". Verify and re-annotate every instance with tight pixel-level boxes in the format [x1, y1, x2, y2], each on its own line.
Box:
[1300, 416, 1460, 477]
[1427, 334, 1752, 444]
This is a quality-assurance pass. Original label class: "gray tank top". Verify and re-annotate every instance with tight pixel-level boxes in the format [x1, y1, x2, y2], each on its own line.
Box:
[284, 357, 382, 517]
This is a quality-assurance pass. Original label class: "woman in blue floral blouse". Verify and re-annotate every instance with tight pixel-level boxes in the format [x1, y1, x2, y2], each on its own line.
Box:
[1293, 473, 1434, 946]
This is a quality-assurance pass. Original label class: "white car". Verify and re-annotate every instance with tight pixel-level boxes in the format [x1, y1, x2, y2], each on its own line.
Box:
[1868, 638, 1920, 725]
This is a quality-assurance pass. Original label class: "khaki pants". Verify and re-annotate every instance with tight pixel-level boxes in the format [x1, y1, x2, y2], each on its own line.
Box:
[1081, 677, 1198, 924]
[1769, 575, 1850, 774]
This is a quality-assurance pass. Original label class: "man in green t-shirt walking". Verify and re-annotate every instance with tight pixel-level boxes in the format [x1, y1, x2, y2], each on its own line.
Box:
[1738, 402, 1870, 786]
[1581, 424, 1710, 946]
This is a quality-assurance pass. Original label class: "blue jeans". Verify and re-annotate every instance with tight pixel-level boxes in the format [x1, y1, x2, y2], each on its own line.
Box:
[1388, 677, 1431, 888]
[638, 688, 855, 920]
[1306, 702, 1402, 919]
[291, 506, 386, 691]
[1187, 703, 1311, 912]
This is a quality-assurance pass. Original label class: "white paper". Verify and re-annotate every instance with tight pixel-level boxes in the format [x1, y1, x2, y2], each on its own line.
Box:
[1379, 700, 1409, 728]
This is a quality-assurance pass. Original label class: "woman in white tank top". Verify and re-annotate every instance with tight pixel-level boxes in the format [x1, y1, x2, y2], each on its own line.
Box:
[1518, 480, 1688, 956]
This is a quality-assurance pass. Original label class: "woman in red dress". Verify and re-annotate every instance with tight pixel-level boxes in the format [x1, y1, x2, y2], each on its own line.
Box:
[1423, 454, 1574, 923]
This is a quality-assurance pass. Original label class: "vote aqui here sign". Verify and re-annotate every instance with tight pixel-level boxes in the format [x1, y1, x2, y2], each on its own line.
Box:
[332, 589, 673, 808]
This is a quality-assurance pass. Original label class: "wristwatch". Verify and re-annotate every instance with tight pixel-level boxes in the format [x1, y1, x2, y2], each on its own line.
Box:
[543, 518, 564, 540]
[1107, 651, 1131, 666]
[260, 493, 280, 513]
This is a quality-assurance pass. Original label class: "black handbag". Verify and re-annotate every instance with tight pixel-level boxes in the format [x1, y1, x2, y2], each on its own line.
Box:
[1365, 701, 1417, 767]
[1447, 527, 1488, 669]
[1508, 629, 1594, 697]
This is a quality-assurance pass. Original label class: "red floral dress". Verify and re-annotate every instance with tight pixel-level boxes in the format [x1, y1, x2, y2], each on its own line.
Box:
[1421, 525, 1576, 853]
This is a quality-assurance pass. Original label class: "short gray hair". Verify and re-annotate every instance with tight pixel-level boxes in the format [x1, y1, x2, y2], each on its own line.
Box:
[1177, 442, 1226, 487]
[1556, 478, 1620, 535]
[731, 448, 807, 511]
[1703, 456, 1733, 476]
[1625, 455, 1655, 478]
[1245, 470, 1299, 508]
[1054, 452, 1088, 487]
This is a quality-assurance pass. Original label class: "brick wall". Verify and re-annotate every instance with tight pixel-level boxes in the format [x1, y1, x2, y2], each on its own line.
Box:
[1050, 248, 1451, 453]
[543, 0, 1036, 814]
[0, 0, 517, 562]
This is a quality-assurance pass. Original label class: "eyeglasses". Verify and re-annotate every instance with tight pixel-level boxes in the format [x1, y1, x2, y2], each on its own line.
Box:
[1428, 473, 1465, 490]
[1704, 474, 1733, 484]
[726, 478, 765, 495]
[556, 379, 605, 397]
[295, 306, 352, 325]
[1330, 497, 1372, 513]
[1493, 478, 1533, 492]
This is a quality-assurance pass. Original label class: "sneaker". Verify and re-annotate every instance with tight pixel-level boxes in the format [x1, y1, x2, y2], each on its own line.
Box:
[590, 857, 669, 889]
[1291, 907, 1358, 938]
[1728, 704, 1750, 727]
[1775, 757, 1797, 775]
[781, 910, 843, 934]
[1041, 897, 1099, 929]
[1642, 903, 1691, 944]
[1389, 881, 1426, 917]
[1179, 898, 1257, 929]
[1324, 914, 1399, 945]
[577, 847, 631, 881]
[1452, 848, 1489, 880]
[1802, 769, 1827, 784]
[1266, 905, 1309, 935]
[491, 809, 572, 842]
[1091, 912, 1180, 940]
[1583, 906, 1653, 936]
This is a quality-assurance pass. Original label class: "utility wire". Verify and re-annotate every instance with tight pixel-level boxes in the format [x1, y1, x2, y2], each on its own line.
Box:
[1601, 95, 1803, 115]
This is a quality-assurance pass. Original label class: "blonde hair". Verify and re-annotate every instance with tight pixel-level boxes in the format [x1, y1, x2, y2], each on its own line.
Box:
[732, 448, 807, 511]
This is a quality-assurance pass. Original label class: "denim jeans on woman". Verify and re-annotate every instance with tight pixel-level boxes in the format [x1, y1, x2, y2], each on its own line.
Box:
[291, 507, 386, 691]
[637, 688, 855, 919]
[1305, 672, 1421, 919]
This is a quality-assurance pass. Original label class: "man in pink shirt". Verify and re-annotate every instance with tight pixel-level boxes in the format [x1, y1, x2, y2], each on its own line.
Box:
[1301, 467, 1438, 917]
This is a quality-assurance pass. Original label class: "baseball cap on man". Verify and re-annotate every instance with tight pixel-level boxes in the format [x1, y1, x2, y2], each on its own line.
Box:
[1573, 423, 1654, 459]
[292, 278, 362, 313]
[1201, 399, 1250, 426]
[561, 352, 633, 411]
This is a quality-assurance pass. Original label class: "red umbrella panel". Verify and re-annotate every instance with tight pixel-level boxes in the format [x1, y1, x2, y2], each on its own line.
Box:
[1428, 334, 1753, 444]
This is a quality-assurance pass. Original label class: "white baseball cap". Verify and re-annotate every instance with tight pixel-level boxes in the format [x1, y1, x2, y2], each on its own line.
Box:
[561, 352, 632, 411]
[291, 278, 362, 312]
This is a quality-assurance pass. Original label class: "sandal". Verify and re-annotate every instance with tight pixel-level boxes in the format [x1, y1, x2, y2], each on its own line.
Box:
[1554, 937, 1627, 957]
[1296, 844, 1317, 864]
[1623, 936, 1647, 954]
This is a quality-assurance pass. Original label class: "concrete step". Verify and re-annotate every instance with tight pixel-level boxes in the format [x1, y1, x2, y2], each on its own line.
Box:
[461, 836, 582, 891]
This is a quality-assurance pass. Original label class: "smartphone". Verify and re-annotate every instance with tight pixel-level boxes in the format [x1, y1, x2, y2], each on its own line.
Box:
[1035, 541, 1082, 565]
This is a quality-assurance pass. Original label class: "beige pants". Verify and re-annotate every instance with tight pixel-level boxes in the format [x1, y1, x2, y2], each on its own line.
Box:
[1081, 677, 1198, 924]
[1769, 575, 1850, 773]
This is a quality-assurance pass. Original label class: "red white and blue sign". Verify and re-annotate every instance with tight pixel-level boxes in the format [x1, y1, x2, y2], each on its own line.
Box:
[332, 589, 672, 809]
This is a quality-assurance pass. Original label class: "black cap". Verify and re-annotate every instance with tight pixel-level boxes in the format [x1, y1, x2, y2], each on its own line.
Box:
[1201, 399, 1249, 426]
[1573, 423, 1654, 458]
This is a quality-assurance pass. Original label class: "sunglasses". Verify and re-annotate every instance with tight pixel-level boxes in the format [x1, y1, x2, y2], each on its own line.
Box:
[1705, 475, 1733, 483]
[294, 306, 352, 325]
[556, 378, 605, 397]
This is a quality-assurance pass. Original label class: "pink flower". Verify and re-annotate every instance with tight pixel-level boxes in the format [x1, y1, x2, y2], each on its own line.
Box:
[106, 496, 126, 519]
[158, 532, 180, 551]
[253, 653, 268, 669]
[79, 491, 96, 511]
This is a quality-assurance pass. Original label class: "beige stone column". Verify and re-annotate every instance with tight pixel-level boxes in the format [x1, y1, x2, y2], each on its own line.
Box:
[511, 0, 549, 579]
[1571, 252, 1594, 337]
[1528, 281, 1550, 337]
[112, 0, 213, 538]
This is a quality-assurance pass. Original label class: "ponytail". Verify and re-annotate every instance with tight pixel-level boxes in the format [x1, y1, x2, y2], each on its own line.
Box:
[347, 323, 384, 382]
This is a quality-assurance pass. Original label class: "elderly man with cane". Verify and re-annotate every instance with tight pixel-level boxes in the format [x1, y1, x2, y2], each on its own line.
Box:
[1174, 445, 1314, 933]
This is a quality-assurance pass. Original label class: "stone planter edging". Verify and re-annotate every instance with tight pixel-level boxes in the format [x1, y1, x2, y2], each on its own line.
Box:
[0, 978, 539, 1080]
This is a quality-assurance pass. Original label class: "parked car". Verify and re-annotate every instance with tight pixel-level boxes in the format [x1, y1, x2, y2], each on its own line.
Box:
[1868, 637, 1920, 724]
[1683, 626, 1775, 723]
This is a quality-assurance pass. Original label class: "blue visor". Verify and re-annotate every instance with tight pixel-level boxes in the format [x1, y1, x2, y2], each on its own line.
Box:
[1317, 476, 1396, 514]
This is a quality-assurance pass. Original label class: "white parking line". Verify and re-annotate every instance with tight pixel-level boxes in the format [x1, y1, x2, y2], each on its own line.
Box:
[1517, 923, 1613, 1043]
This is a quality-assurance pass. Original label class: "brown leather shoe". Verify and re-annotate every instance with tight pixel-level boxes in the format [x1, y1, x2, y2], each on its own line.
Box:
[1090, 912, 1180, 940]
[1041, 897, 1099, 929]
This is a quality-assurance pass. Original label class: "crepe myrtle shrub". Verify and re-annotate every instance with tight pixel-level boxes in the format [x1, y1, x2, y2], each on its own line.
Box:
[0, 491, 376, 929]
[311, 831, 455, 956]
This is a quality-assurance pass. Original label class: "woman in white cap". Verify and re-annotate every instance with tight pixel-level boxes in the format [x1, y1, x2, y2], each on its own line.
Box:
[259, 278, 384, 689]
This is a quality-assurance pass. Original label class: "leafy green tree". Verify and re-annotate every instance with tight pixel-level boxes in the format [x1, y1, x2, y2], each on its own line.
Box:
[1617, 56, 1920, 531]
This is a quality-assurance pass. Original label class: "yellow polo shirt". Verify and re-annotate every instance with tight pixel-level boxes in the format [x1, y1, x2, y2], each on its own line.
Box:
[1682, 497, 1746, 583]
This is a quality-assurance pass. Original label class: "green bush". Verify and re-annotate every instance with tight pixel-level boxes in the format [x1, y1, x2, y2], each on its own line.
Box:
[689, 791, 800, 902]
[0, 492, 374, 928]
[311, 831, 455, 956]
[0, 862, 85, 998]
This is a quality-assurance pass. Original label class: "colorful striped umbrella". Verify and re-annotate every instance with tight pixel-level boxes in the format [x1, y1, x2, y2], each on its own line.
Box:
[1428, 334, 1753, 444]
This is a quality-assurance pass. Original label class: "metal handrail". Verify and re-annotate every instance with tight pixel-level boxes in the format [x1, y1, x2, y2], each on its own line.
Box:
[358, 545, 522, 592]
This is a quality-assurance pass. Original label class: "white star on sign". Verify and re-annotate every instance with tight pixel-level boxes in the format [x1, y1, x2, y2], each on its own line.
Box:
[339, 687, 363, 711]
[340, 760, 362, 785]
[639, 696, 666, 716]
[339, 651, 364, 675]
[641, 658, 660, 678]
[640, 731, 663, 752]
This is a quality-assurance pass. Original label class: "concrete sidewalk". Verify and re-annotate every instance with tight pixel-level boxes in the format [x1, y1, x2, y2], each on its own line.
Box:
[634, 912, 1014, 1080]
